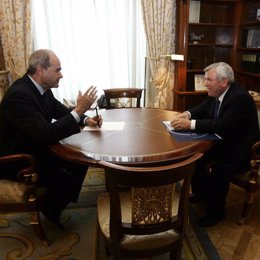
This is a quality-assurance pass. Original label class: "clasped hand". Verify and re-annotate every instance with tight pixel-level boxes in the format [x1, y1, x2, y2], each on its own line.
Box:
[170, 112, 191, 130]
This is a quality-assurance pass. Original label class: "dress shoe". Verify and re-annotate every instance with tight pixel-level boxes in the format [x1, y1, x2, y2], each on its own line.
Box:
[189, 194, 205, 203]
[40, 207, 64, 230]
[197, 214, 225, 227]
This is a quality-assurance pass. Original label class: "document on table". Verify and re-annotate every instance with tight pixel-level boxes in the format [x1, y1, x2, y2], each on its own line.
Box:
[162, 121, 175, 131]
[162, 121, 222, 142]
[83, 121, 125, 131]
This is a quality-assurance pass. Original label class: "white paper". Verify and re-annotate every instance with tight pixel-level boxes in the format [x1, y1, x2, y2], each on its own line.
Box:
[83, 121, 125, 131]
[162, 121, 175, 131]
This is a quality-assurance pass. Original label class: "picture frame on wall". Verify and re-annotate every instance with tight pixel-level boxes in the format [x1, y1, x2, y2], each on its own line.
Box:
[257, 9, 260, 21]
[194, 74, 207, 91]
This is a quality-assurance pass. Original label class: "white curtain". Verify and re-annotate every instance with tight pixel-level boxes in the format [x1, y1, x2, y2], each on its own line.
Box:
[31, 0, 146, 102]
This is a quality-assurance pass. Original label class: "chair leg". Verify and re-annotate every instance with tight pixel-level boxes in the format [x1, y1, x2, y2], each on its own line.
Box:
[29, 211, 50, 246]
[170, 249, 182, 260]
[238, 191, 255, 225]
[170, 240, 182, 260]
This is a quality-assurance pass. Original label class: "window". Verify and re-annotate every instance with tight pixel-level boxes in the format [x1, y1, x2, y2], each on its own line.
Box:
[32, 0, 146, 101]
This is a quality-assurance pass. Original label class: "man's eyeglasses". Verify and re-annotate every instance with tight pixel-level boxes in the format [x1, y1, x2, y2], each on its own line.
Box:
[204, 77, 220, 83]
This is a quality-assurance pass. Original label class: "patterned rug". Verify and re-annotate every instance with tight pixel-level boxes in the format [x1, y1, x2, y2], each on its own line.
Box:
[0, 167, 221, 260]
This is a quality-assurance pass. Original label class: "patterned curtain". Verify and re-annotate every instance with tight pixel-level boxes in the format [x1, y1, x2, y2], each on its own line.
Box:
[141, 0, 176, 109]
[0, 0, 32, 82]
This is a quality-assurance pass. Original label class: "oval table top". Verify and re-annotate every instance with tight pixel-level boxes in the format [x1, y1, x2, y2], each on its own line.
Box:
[49, 108, 213, 166]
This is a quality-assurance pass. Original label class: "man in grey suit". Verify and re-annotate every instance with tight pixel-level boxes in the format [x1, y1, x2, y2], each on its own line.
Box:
[0, 49, 103, 229]
[171, 62, 260, 226]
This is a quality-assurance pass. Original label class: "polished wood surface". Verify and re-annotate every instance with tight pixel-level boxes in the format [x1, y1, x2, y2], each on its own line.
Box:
[49, 108, 212, 166]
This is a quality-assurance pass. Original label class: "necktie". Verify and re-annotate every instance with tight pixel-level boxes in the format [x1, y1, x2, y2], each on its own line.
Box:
[42, 92, 48, 104]
[214, 99, 220, 119]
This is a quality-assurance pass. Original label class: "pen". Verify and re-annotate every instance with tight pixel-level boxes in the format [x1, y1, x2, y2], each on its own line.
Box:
[95, 106, 100, 128]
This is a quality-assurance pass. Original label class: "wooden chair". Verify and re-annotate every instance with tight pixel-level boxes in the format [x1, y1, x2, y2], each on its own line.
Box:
[0, 153, 50, 246]
[103, 88, 143, 109]
[230, 141, 260, 225]
[97, 153, 203, 259]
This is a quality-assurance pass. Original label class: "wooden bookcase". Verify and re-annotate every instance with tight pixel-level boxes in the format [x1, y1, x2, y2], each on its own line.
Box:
[234, 0, 260, 92]
[174, 0, 260, 112]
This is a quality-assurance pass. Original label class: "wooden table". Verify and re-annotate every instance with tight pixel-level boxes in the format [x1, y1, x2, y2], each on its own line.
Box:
[49, 108, 213, 166]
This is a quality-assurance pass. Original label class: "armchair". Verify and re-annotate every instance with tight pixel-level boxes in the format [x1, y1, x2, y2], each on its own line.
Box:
[0, 153, 50, 246]
[230, 141, 260, 225]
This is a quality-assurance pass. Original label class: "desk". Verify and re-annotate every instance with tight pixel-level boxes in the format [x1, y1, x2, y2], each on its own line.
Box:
[49, 108, 212, 166]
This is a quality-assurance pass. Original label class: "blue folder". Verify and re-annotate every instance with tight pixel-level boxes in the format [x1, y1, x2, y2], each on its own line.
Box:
[162, 121, 222, 142]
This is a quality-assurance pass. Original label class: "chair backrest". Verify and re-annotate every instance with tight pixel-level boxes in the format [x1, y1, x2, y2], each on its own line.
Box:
[229, 141, 260, 225]
[103, 88, 143, 109]
[250, 141, 260, 184]
[99, 153, 203, 239]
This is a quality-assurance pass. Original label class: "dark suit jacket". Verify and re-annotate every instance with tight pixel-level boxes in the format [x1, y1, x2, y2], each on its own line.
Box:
[188, 82, 260, 166]
[0, 74, 86, 158]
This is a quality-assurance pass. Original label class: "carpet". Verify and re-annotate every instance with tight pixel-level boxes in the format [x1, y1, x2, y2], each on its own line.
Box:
[0, 167, 221, 260]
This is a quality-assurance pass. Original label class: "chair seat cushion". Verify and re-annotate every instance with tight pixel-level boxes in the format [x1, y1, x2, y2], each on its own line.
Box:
[0, 179, 27, 203]
[97, 191, 180, 251]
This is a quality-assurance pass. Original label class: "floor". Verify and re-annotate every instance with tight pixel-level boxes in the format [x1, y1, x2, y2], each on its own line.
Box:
[205, 184, 260, 260]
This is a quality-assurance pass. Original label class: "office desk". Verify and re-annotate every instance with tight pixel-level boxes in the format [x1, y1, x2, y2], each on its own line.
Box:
[49, 108, 212, 166]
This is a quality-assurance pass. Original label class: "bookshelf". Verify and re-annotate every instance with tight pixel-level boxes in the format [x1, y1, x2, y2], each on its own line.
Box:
[174, 0, 237, 111]
[235, 0, 260, 93]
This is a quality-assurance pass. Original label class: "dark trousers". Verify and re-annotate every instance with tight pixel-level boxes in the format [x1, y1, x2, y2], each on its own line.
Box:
[191, 148, 249, 217]
[0, 149, 88, 213]
[37, 153, 88, 212]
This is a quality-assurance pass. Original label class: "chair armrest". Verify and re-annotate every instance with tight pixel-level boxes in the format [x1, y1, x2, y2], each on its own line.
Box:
[252, 141, 260, 159]
[0, 153, 39, 184]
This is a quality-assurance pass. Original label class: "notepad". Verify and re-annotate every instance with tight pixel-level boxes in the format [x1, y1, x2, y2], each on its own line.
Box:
[83, 122, 125, 131]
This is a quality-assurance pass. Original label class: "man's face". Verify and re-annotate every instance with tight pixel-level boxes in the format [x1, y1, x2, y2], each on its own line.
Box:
[41, 54, 63, 89]
[205, 68, 228, 98]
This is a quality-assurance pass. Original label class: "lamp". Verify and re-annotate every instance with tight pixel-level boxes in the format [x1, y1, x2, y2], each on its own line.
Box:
[160, 54, 184, 61]
[146, 54, 184, 61]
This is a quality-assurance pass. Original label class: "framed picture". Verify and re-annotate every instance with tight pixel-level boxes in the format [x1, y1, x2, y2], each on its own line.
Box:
[257, 9, 260, 21]
[194, 74, 207, 91]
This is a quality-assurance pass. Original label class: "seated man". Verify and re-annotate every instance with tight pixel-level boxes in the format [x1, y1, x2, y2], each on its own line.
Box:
[171, 62, 260, 227]
[0, 49, 103, 229]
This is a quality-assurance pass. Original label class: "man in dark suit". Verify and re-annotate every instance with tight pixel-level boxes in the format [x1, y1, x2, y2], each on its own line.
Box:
[0, 49, 103, 229]
[171, 62, 260, 227]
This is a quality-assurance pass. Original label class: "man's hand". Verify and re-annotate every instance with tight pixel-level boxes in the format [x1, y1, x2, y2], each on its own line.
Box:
[73, 86, 97, 116]
[170, 117, 191, 130]
[85, 115, 103, 127]
[176, 111, 190, 119]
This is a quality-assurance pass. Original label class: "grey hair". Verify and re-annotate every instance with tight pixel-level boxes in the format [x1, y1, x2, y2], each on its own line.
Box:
[27, 49, 55, 75]
[204, 62, 235, 84]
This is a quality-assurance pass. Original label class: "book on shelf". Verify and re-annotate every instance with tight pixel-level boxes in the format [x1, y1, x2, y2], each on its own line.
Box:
[194, 74, 207, 91]
[189, 0, 200, 23]
[246, 29, 260, 48]
[247, 5, 260, 22]
[241, 53, 260, 74]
